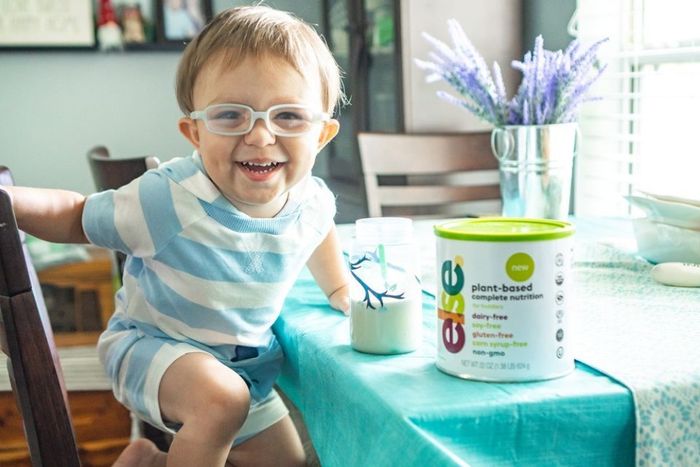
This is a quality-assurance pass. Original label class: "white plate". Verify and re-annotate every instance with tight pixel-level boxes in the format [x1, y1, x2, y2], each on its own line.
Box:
[638, 190, 700, 209]
[633, 218, 700, 264]
[625, 194, 700, 230]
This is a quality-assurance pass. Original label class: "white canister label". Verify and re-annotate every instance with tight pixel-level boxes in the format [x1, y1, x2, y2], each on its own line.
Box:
[436, 237, 574, 381]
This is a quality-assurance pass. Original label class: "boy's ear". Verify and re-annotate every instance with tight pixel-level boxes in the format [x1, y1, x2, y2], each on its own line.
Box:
[179, 117, 201, 148]
[316, 119, 340, 153]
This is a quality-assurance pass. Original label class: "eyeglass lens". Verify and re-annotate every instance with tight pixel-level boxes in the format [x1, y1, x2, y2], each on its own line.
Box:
[205, 105, 316, 135]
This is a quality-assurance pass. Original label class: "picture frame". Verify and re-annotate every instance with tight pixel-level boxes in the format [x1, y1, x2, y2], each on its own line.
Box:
[120, 4, 147, 45]
[156, 0, 213, 44]
[0, 0, 95, 50]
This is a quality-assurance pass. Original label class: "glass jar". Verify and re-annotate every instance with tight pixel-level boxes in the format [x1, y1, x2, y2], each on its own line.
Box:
[349, 217, 423, 354]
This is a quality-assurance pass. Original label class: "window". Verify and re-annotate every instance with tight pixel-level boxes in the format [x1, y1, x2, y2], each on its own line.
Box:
[573, 0, 700, 216]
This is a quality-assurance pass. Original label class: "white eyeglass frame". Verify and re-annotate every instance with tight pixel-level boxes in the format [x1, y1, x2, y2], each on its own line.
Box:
[189, 103, 331, 137]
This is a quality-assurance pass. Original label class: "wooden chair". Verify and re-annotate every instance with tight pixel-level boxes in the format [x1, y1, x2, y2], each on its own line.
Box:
[36, 249, 115, 331]
[0, 167, 134, 465]
[357, 132, 502, 218]
[87, 146, 160, 193]
[0, 166, 82, 465]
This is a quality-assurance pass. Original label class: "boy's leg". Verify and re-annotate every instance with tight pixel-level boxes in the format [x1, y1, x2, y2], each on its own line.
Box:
[225, 415, 306, 467]
[112, 438, 167, 467]
[158, 352, 251, 467]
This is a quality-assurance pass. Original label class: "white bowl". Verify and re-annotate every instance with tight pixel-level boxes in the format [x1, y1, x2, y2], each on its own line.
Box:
[637, 190, 700, 209]
[633, 218, 700, 264]
[625, 194, 700, 230]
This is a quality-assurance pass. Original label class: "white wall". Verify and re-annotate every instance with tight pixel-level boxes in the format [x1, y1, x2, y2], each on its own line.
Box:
[0, 1, 524, 194]
[402, 0, 523, 132]
[0, 1, 326, 195]
[0, 52, 191, 194]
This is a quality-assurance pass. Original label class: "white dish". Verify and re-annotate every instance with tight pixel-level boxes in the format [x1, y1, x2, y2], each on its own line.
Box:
[625, 194, 700, 230]
[633, 218, 700, 264]
[638, 190, 700, 209]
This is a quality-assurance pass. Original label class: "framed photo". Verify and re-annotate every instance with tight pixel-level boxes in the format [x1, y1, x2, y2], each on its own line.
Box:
[156, 0, 212, 44]
[121, 5, 147, 44]
[0, 0, 95, 49]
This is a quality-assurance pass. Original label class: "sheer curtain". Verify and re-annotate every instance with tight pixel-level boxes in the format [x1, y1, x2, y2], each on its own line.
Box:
[572, 0, 700, 216]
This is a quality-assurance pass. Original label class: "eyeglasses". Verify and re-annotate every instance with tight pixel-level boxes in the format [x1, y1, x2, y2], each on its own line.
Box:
[189, 103, 330, 137]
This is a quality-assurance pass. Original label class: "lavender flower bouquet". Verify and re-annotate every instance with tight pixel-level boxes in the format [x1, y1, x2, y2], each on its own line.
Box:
[415, 19, 607, 126]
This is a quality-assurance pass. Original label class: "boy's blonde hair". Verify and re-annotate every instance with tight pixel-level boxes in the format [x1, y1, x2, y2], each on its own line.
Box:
[176, 5, 343, 115]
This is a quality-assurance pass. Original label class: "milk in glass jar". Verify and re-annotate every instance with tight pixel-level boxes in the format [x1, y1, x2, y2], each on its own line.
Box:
[349, 217, 423, 354]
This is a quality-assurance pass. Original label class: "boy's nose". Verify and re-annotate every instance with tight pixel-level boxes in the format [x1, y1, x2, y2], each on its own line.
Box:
[244, 118, 276, 146]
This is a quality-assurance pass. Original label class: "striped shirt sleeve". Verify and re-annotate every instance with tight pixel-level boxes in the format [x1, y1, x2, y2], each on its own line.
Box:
[82, 171, 182, 258]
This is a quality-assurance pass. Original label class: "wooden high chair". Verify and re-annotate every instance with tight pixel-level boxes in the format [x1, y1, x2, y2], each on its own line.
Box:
[0, 167, 134, 466]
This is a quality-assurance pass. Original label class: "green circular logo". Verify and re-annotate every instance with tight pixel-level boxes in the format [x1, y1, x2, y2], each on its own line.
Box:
[506, 253, 535, 282]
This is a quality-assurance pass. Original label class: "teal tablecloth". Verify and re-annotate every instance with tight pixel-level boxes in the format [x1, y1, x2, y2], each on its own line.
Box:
[273, 268, 635, 466]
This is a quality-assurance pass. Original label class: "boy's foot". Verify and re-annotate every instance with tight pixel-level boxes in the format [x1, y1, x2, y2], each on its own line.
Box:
[112, 438, 167, 467]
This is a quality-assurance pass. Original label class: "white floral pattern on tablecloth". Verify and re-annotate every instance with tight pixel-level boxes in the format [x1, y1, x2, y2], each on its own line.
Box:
[574, 241, 700, 467]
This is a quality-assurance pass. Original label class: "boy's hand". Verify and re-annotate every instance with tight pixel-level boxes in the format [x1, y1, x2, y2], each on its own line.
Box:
[328, 284, 350, 315]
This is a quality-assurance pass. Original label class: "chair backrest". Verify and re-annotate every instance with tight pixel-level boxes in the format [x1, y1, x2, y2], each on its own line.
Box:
[0, 166, 82, 466]
[358, 132, 502, 218]
[87, 146, 160, 192]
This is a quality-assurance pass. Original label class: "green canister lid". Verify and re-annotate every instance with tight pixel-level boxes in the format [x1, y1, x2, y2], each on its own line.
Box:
[434, 217, 575, 242]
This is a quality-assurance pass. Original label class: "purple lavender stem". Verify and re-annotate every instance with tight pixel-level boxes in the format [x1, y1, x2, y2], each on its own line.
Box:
[417, 19, 607, 125]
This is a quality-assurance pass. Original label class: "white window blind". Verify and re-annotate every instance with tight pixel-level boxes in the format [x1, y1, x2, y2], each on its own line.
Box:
[572, 0, 700, 217]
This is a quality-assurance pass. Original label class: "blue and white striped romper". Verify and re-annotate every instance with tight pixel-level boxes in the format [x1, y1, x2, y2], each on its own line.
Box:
[82, 151, 335, 437]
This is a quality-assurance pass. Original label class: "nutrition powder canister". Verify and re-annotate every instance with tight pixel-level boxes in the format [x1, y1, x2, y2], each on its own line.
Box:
[434, 217, 575, 382]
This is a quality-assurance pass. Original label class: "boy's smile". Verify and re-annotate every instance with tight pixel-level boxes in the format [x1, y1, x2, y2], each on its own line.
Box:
[238, 160, 284, 180]
[179, 53, 339, 218]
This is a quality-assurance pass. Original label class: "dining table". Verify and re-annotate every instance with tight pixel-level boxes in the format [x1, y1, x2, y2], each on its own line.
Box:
[273, 217, 700, 467]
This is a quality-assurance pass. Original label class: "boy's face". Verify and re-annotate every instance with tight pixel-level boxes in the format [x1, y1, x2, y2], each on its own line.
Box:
[179, 53, 339, 218]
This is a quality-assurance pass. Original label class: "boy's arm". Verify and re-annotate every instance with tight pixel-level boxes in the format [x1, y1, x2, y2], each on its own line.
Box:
[1, 186, 88, 244]
[306, 225, 350, 315]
